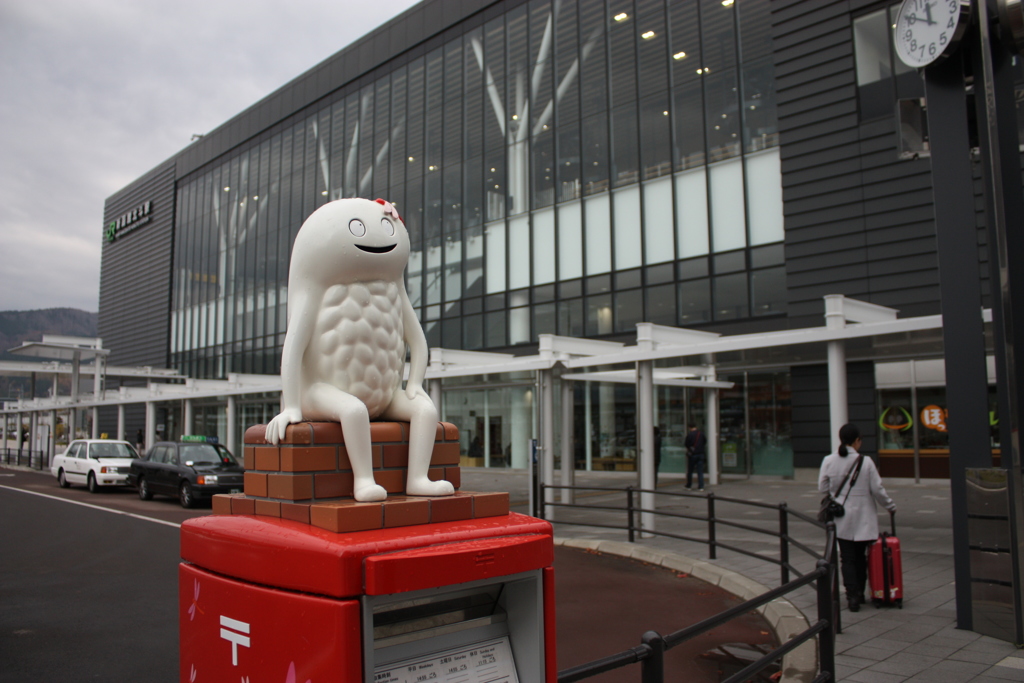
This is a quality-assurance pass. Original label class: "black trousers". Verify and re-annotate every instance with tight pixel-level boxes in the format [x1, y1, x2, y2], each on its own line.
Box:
[837, 538, 873, 599]
[686, 454, 705, 489]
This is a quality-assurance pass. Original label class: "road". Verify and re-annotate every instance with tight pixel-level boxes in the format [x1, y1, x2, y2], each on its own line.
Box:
[0, 468, 205, 682]
[1, 467, 784, 683]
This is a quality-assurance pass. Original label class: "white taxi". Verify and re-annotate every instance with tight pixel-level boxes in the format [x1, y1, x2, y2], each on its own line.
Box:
[51, 439, 140, 493]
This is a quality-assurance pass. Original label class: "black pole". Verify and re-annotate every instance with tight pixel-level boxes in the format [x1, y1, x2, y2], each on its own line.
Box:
[779, 503, 790, 586]
[971, 0, 1024, 644]
[640, 631, 665, 683]
[816, 559, 836, 680]
[708, 493, 717, 560]
[923, 47, 995, 631]
[627, 486, 635, 543]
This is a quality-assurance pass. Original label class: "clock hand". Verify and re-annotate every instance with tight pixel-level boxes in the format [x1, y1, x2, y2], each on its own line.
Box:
[923, 2, 937, 25]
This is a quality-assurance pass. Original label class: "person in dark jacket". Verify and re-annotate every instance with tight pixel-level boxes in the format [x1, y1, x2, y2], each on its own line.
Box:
[684, 425, 707, 491]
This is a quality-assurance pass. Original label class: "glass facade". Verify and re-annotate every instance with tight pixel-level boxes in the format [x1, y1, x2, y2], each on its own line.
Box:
[169, 0, 785, 379]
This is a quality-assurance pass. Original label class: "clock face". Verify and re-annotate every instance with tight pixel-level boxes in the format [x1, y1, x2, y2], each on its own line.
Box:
[894, 0, 971, 68]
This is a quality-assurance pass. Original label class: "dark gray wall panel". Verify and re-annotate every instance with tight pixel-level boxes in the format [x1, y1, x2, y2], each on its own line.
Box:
[792, 361, 876, 469]
[771, 0, 948, 329]
[98, 161, 176, 368]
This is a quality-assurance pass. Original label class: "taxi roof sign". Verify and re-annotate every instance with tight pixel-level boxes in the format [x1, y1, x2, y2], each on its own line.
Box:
[181, 435, 218, 443]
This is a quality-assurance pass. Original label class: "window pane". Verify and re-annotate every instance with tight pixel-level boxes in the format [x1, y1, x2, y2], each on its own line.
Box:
[586, 293, 613, 335]
[710, 157, 746, 252]
[558, 298, 584, 336]
[614, 289, 643, 333]
[582, 113, 609, 195]
[679, 278, 711, 324]
[579, 0, 607, 113]
[485, 310, 506, 347]
[557, 123, 582, 202]
[584, 192, 611, 274]
[646, 283, 676, 326]
[643, 176, 674, 265]
[608, 0, 637, 107]
[532, 131, 555, 209]
[534, 302, 556, 339]
[508, 214, 530, 289]
[613, 185, 642, 270]
[533, 207, 556, 285]
[714, 272, 748, 320]
[558, 201, 583, 280]
[746, 148, 783, 245]
[751, 266, 787, 316]
[853, 10, 894, 120]
[485, 221, 506, 293]
[640, 94, 672, 179]
[675, 167, 709, 257]
[611, 104, 639, 187]
[464, 225, 484, 296]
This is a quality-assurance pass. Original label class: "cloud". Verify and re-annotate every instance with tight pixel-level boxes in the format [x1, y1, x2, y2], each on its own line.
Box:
[0, 0, 419, 312]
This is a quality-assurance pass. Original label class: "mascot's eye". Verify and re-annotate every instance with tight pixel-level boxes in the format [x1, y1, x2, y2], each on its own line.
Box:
[381, 218, 395, 236]
[348, 219, 366, 237]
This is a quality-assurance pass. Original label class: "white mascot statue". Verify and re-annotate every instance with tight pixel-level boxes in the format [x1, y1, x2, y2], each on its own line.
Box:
[265, 198, 455, 502]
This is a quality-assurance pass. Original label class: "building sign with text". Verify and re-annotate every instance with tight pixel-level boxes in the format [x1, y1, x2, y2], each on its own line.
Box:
[105, 201, 152, 242]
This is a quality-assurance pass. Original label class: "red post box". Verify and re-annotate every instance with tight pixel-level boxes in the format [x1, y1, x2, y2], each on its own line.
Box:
[179, 422, 556, 683]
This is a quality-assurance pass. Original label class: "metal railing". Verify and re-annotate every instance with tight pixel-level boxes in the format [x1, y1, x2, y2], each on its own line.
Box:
[539, 483, 840, 683]
[0, 447, 50, 471]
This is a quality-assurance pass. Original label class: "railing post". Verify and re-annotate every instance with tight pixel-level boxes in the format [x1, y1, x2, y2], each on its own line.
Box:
[641, 631, 665, 683]
[831, 529, 842, 635]
[779, 503, 790, 586]
[816, 558, 836, 681]
[627, 486, 635, 543]
[538, 483, 545, 521]
[707, 492, 717, 560]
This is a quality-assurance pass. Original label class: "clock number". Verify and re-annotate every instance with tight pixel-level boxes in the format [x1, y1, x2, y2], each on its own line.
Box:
[947, 16, 955, 29]
[907, 13, 917, 26]
[939, 31, 948, 45]
[928, 42, 936, 56]
[949, 0, 957, 11]
[910, 39, 918, 52]
[905, 29, 913, 41]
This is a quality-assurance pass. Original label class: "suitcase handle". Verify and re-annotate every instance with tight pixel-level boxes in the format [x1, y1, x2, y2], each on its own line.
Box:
[890, 509, 896, 536]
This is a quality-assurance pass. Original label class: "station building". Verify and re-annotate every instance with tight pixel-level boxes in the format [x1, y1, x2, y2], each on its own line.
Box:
[88, 0, 1007, 480]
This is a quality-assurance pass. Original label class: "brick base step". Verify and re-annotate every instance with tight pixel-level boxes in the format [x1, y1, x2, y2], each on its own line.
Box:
[212, 490, 510, 533]
[224, 420, 510, 532]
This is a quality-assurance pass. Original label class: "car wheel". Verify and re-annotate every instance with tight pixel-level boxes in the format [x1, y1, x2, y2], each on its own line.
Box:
[179, 481, 195, 509]
[87, 472, 99, 494]
[138, 476, 153, 501]
[58, 469, 70, 488]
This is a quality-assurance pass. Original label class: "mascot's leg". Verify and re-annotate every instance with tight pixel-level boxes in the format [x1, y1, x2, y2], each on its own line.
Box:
[382, 390, 454, 497]
[304, 383, 387, 502]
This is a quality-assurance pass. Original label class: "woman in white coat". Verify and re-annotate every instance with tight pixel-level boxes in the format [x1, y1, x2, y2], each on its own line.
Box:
[818, 423, 897, 612]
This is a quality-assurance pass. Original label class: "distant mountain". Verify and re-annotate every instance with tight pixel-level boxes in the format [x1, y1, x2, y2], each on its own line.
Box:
[0, 308, 98, 362]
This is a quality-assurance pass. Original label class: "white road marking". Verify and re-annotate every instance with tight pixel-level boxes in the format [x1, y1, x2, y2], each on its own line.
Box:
[0, 484, 181, 528]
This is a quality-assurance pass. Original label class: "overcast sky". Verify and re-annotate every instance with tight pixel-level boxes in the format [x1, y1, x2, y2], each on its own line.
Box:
[0, 0, 420, 313]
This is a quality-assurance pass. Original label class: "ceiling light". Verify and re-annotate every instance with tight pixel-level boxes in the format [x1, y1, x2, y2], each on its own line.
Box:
[642, 31, 655, 40]
[722, 0, 734, 6]
[673, 51, 688, 60]
[614, 12, 628, 21]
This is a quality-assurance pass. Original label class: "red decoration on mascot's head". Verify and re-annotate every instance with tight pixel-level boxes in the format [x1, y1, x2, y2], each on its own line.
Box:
[374, 198, 402, 224]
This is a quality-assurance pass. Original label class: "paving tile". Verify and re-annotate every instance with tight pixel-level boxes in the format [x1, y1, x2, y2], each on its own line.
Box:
[963, 639, 1019, 655]
[902, 659, 988, 683]
[866, 652, 942, 676]
[836, 653, 880, 670]
[974, 664, 1024, 681]
[844, 644, 902, 661]
[847, 669, 908, 683]
[946, 648, 1015, 666]
[994, 655, 1024, 669]
[901, 641, 962, 659]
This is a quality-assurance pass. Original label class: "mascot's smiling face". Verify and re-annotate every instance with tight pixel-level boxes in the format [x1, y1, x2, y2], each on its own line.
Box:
[293, 197, 411, 286]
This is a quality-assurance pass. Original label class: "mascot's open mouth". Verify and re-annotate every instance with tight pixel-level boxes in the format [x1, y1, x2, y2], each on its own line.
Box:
[356, 244, 397, 254]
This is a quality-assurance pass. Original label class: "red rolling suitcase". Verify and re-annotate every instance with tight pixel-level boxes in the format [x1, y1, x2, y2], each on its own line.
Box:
[869, 511, 903, 607]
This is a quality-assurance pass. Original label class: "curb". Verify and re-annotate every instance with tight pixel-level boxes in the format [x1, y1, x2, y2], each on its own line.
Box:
[554, 537, 817, 683]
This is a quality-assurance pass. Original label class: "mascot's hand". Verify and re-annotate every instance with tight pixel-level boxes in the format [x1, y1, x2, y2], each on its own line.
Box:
[405, 380, 430, 402]
[266, 408, 304, 445]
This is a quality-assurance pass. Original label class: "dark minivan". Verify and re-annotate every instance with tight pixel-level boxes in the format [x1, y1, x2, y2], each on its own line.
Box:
[128, 436, 244, 508]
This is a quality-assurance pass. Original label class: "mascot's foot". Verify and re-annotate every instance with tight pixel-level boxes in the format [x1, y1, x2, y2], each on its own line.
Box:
[406, 478, 455, 497]
[353, 481, 388, 502]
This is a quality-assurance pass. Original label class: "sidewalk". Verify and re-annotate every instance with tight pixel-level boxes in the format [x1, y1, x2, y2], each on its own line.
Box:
[461, 468, 1024, 682]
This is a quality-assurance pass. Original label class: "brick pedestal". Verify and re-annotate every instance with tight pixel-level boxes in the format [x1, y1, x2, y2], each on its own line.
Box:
[212, 421, 509, 533]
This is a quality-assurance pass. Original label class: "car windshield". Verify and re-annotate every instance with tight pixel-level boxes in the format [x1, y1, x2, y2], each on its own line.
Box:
[180, 443, 237, 466]
[89, 443, 138, 459]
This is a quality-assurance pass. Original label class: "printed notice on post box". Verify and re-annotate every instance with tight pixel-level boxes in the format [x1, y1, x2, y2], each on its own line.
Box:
[375, 636, 520, 683]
